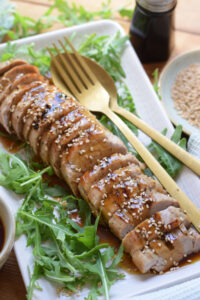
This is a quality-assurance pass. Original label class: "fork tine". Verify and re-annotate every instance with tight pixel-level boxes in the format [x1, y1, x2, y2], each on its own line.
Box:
[59, 39, 93, 88]
[53, 42, 85, 93]
[63, 36, 97, 84]
[47, 47, 79, 98]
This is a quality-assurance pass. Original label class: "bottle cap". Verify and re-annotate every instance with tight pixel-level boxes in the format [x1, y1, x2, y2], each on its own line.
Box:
[137, 0, 177, 13]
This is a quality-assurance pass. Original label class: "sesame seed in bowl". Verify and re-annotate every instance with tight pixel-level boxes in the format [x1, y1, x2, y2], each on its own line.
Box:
[159, 49, 200, 136]
[171, 64, 200, 129]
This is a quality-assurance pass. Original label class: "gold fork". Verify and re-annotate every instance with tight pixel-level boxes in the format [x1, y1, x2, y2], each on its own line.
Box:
[47, 36, 200, 232]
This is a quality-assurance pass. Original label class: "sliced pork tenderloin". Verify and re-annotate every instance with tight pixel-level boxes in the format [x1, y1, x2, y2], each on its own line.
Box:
[0, 59, 27, 76]
[0, 74, 42, 132]
[39, 107, 86, 164]
[0, 65, 39, 105]
[121, 206, 199, 273]
[49, 118, 97, 177]
[28, 97, 79, 154]
[108, 193, 178, 240]
[122, 206, 189, 255]
[11, 83, 46, 138]
[61, 129, 127, 196]
[86, 162, 178, 239]
[132, 224, 200, 274]
[79, 152, 145, 201]
[22, 85, 63, 140]
[86, 164, 141, 211]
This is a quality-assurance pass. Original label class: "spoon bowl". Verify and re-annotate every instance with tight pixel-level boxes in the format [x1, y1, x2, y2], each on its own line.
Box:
[52, 52, 200, 176]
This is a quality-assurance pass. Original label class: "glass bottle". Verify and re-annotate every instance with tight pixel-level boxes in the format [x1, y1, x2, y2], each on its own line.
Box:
[130, 0, 177, 63]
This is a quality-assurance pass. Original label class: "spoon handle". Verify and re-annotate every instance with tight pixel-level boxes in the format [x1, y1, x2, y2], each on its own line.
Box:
[113, 104, 200, 176]
[105, 108, 200, 232]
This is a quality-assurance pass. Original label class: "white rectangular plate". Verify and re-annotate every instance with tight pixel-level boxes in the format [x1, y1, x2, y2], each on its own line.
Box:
[0, 20, 200, 300]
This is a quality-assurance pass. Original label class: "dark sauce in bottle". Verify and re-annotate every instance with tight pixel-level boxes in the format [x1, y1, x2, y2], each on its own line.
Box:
[130, 0, 176, 63]
[0, 218, 4, 252]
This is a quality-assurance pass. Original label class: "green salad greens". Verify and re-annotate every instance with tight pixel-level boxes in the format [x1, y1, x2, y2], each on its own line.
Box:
[0, 31, 187, 300]
[152, 68, 161, 99]
[0, 0, 133, 42]
[0, 149, 124, 300]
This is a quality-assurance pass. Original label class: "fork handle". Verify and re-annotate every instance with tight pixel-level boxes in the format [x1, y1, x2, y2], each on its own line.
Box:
[113, 104, 200, 177]
[105, 108, 200, 231]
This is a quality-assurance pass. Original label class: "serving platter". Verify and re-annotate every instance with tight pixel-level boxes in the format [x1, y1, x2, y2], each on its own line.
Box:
[0, 20, 200, 299]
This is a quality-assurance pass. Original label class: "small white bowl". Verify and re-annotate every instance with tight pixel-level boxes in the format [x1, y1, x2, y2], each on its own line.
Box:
[159, 49, 200, 135]
[0, 196, 15, 268]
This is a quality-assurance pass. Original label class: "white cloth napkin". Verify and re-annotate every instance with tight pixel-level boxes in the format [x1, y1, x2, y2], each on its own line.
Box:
[188, 133, 200, 160]
[132, 276, 200, 300]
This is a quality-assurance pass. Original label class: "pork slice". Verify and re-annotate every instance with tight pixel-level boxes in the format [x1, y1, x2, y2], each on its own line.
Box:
[79, 152, 143, 201]
[61, 129, 127, 196]
[104, 174, 162, 238]
[49, 118, 97, 177]
[28, 97, 79, 154]
[0, 64, 39, 87]
[87, 162, 171, 231]
[108, 189, 178, 231]
[108, 210, 135, 240]
[127, 212, 197, 274]
[150, 193, 179, 215]
[22, 85, 64, 141]
[101, 193, 177, 240]
[0, 65, 39, 105]
[188, 227, 200, 252]
[102, 176, 178, 241]
[0, 74, 42, 133]
[188, 226, 200, 253]
[0, 59, 27, 76]
[122, 206, 189, 255]
[81, 163, 141, 227]
[131, 226, 200, 274]
[149, 233, 185, 272]
[39, 107, 86, 164]
[11, 83, 45, 138]
[131, 249, 164, 274]
[87, 163, 141, 211]
[94, 166, 148, 226]
[149, 225, 200, 273]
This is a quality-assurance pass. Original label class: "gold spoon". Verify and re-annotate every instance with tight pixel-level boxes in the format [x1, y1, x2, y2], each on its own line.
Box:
[48, 38, 200, 231]
[58, 54, 200, 177]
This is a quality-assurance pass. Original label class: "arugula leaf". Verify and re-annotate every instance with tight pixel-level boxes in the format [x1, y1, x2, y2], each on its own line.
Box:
[78, 32, 128, 82]
[0, 148, 123, 299]
[147, 125, 187, 178]
[42, 183, 68, 197]
[152, 68, 161, 99]
[0, 149, 29, 188]
[118, 8, 134, 19]
[0, 0, 15, 42]
[27, 265, 42, 300]
[98, 253, 110, 300]
[52, 0, 114, 26]
[0, 0, 134, 43]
